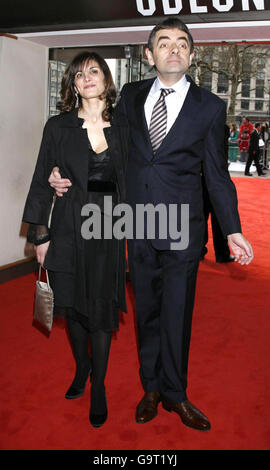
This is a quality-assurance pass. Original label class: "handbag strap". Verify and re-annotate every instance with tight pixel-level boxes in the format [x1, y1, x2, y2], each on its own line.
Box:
[38, 265, 51, 288]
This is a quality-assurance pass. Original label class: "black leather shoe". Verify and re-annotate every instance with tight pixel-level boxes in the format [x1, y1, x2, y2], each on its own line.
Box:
[162, 400, 211, 431]
[65, 367, 92, 399]
[65, 384, 87, 400]
[258, 172, 266, 176]
[89, 409, 108, 428]
[245, 173, 253, 176]
[136, 392, 161, 423]
[200, 247, 208, 261]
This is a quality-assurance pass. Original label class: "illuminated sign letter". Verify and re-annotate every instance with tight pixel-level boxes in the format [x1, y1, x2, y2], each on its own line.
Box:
[241, 0, 265, 10]
[190, 0, 207, 13]
[136, 0, 156, 16]
[212, 0, 234, 12]
[162, 0, 183, 14]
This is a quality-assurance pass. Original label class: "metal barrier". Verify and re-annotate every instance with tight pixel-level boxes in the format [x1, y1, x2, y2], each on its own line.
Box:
[260, 141, 270, 170]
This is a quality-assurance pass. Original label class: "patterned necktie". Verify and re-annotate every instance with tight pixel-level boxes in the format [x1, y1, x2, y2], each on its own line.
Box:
[149, 88, 175, 153]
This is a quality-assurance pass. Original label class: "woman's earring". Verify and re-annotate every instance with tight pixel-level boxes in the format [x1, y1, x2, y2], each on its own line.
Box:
[75, 92, 79, 108]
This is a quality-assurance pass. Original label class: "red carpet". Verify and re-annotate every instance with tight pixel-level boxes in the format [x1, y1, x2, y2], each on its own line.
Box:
[0, 177, 269, 450]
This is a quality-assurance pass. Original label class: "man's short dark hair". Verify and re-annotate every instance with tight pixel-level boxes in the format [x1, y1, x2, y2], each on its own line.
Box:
[255, 122, 261, 129]
[147, 17, 194, 53]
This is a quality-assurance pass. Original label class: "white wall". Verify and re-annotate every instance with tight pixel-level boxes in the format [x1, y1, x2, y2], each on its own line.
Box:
[0, 37, 48, 267]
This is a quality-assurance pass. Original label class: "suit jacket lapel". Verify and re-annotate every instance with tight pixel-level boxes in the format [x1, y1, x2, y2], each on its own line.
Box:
[135, 80, 155, 158]
[155, 76, 202, 156]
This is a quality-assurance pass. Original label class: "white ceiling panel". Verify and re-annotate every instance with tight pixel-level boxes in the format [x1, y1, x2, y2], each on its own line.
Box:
[15, 21, 270, 48]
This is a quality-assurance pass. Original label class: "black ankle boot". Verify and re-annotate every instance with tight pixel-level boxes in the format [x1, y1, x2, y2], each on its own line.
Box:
[89, 409, 108, 428]
[89, 384, 107, 427]
[65, 362, 92, 399]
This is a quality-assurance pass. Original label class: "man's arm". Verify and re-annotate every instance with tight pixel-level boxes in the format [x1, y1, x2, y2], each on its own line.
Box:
[203, 103, 253, 265]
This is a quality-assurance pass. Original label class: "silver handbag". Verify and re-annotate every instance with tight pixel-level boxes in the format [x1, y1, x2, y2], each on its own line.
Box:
[34, 266, 54, 331]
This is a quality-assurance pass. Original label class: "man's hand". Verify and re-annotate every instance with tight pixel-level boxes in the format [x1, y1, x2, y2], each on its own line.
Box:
[49, 166, 72, 197]
[35, 241, 50, 267]
[227, 233, 254, 265]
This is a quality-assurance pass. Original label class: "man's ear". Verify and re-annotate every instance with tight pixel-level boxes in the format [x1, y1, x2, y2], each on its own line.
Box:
[189, 51, 194, 67]
[145, 47, 155, 67]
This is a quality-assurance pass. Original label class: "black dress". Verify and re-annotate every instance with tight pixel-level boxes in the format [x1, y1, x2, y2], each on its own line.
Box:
[37, 144, 120, 333]
[80, 145, 119, 332]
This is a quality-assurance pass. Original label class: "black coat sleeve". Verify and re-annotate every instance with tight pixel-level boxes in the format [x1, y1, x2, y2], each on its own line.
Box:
[27, 223, 50, 245]
[23, 119, 56, 244]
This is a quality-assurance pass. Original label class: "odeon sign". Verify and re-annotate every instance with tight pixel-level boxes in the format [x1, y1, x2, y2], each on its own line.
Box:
[136, 0, 266, 16]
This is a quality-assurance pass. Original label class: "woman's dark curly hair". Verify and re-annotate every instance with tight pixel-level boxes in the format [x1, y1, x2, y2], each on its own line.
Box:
[57, 51, 117, 121]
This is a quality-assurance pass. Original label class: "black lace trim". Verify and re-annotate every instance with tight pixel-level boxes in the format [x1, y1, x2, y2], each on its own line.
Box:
[27, 224, 50, 245]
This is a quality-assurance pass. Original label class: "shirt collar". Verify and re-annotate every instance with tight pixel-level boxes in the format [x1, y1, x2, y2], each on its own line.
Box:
[151, 74, 188, 96]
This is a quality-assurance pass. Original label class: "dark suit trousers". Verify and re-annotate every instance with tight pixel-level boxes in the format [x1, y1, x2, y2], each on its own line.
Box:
[127, 239, 199, 404]
[245, 150, 262, 175]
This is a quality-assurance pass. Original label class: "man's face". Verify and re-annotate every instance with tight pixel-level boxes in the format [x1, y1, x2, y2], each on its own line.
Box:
[145, 28, 194, 84]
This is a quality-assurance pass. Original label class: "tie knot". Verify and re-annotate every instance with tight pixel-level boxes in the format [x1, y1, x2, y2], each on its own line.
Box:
[160, 88, 175, 98]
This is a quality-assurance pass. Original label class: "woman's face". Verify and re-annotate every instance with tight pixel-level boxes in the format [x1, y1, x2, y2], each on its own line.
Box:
[73, 60, 106, 101]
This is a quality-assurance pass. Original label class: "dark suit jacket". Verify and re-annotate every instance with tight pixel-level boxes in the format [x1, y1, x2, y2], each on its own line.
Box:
[23, 108, 128, 312]
[248, 130, 260, 156]
[117, 75, 241, 258]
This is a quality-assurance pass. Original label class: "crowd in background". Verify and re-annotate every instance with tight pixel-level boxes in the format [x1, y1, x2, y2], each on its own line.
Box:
[227, 117, 269, 172]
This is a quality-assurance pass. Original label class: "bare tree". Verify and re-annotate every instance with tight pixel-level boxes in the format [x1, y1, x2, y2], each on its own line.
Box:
[191, 44, 270, 121]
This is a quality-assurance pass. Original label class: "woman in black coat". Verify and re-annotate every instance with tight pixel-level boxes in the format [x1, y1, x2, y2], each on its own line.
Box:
[23, 52, 128, 428]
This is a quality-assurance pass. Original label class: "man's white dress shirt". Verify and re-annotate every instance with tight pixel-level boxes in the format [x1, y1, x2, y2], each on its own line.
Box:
[144, 75, 190, 135]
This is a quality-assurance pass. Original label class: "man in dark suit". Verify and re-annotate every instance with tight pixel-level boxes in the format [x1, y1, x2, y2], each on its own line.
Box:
[49, 18, 253, 431]
[245, 122, 266, 176]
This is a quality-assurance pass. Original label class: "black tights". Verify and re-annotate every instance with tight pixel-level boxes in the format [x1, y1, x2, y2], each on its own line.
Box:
[90, 330, 112, 414]
[66, 313, 112, 414]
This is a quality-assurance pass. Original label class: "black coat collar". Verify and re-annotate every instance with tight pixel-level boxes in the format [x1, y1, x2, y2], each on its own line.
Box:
[57, 107, 128, 129]
[56, 108, 83, 128]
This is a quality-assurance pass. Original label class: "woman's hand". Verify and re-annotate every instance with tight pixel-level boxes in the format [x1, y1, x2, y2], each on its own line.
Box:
[48, 166, 72, 197]
[35, 241, 50, 267]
